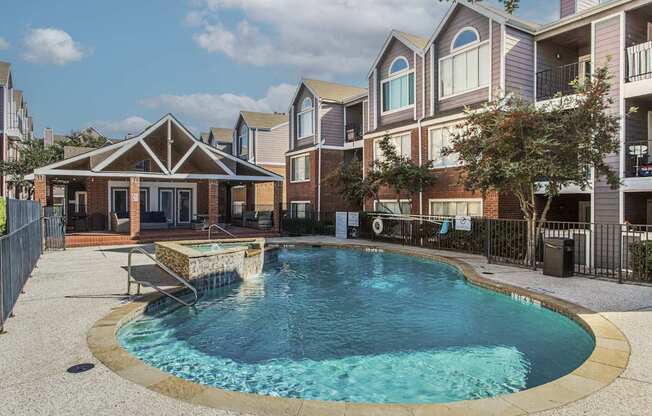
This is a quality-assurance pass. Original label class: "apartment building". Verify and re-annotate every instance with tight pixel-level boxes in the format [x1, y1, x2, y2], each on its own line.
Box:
[286, 79, 367, 217]
[1, 61, 34, 199]
[361, 0, 652, 225]
[200, 127, 233, 153]
[229, 111, 288, 218]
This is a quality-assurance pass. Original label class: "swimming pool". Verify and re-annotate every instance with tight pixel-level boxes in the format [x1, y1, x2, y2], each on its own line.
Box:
[118, 247, 594, 404]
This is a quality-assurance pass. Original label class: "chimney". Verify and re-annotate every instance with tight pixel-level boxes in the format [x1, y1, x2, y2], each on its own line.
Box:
[44, 127, 54, 146]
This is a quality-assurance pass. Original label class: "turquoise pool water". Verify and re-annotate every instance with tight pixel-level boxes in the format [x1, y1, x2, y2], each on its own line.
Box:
[118, 247, 594, 404]
[186, 242, 250, 253]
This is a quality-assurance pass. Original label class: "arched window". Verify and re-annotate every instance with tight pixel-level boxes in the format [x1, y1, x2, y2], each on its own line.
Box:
[301, 97, 312, 111]
[297, 96, 314, 139]
[389, 57, 409, 74]
[452, 27, 480, 51]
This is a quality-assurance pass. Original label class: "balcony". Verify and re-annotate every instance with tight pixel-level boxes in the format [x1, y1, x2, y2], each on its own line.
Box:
[346, 124, 363, 142]
[626, 41, 652, 83]
[536, 62, 590, 101]
[626, 141, 652, 178]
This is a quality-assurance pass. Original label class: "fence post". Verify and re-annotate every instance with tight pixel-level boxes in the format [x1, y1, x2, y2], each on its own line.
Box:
[486, 219, 492, 264]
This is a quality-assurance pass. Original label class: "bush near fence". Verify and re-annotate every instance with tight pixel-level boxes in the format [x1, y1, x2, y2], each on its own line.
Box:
[628, 241, 652, 282]
[0, 197, 6, 235]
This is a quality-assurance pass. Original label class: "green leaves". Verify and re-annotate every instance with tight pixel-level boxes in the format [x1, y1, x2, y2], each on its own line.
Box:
[439, 0, 520, 14]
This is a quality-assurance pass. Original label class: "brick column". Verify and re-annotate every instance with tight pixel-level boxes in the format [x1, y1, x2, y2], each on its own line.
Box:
[129, 177, 140, 237]
[208, 179, 220, 226]
[273, 180, 282, 233]
[34, 175, 47, 207]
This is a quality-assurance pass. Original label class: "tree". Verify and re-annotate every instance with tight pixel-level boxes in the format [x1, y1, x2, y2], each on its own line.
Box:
[328, 135, 437, 214]
[0, 140, 60, 198]
[446, 65, 627, 264]
[440, 0, 520, 14]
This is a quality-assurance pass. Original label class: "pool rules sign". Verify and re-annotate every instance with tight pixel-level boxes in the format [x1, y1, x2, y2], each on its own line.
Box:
[336, 212, 359, 239]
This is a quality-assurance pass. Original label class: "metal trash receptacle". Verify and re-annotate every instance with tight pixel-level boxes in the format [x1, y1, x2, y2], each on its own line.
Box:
[543, 238, 574, 277]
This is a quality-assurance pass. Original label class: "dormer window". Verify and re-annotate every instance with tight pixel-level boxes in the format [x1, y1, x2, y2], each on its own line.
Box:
[451, 28, 480, 52]
[238, 123, 249, 158]
[440, 27, 489, 99]
[297, 97, 314, 139]
[381, 56, 415, 114]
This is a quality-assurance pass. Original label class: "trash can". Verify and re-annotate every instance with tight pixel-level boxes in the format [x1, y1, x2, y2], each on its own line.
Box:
[543, 238, 574, 277]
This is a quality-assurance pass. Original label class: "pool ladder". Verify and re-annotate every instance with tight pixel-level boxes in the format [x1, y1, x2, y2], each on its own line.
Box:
[127, 247, 198, 307]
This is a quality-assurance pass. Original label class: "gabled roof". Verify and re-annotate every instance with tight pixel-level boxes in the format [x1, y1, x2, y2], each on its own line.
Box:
[210, 127, 234, 143]
[14, 90, 23, 106]
[302, 79, 367, 103]
[367, 29, 427, 77]
[199, 132, 209, 143]
[0, 61, 10, 85]
[30, 113, 283, 182]
[240, 111, 288, 130]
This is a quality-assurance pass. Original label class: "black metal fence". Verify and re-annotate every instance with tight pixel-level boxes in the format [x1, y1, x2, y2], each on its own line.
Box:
[536, 62, 580, 101]
[284, 211, 652, 284]
[0, 198, 42, 330]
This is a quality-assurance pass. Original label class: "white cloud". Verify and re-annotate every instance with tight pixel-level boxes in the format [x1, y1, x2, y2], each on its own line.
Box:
[92, 116, 151, 138]
[22, 28, 84, 65]
[0, 37, 10, 50]
[139, 83, 295, 130]
[188, 0, 443, 77]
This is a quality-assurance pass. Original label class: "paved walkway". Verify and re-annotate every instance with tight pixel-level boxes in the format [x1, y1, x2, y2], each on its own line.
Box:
[0, 237, 651, 415]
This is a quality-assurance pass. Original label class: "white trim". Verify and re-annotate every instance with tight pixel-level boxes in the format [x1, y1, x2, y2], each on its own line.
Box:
[256, 161, 286, 167]
[450, 27, 481, 53]
[438, 40, 491, 101]
[501, 24, 506, 92]
[140, 140, 169, 174]
[429, 45, 435, 116]
[171, 142, 199, 174]
[388, 56, 409, 75]
[287, 80, 320, 114]
[93, 139, 140, 172]
[39, 169, 281, 181]
[363, 111, 468, 140]
[414, 51, 418, 120]
[289, 153, 311, 183]
[373, 69, 378, 130]
[366, 31, 425, 78]
[619, 11, 626, 224]
[36, 140, 125, 172]
[296, 104, 315, 140]
[74, 191, 87, 213]
[591, 16, 596, 226]
[533, 39, 538, 101]
[380, 69, 416, 115]
[203, 143, 284, 180]
[198, 144, 235, 175]
[489, 18, 494, 101]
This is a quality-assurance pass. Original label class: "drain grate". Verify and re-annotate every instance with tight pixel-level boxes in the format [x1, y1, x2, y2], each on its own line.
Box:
[67, 363, 95, 374]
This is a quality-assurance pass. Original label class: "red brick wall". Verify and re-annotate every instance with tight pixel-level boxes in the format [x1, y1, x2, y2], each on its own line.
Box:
[286, 150, 317, 208]
[129, 177, 140, 237]
[197, 180, 208, 215]
[208, 180, 219, 225]
[34, 175, 47, 207]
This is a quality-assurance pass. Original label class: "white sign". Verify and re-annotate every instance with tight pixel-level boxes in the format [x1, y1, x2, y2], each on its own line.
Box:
[347, 212, 359, 227]
[455, 216, 472, 231]
[336, 212, 348, 239]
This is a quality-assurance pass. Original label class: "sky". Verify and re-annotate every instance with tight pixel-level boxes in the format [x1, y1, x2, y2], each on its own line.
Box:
[1, 0, 558, 139]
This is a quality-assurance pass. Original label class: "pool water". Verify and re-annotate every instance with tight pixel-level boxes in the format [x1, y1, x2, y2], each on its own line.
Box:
[118, 247, 594, 404]
[186, 242, 250, 253]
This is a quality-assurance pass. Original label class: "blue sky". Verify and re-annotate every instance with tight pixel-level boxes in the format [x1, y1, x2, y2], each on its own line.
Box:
[1, 0, 558, 139]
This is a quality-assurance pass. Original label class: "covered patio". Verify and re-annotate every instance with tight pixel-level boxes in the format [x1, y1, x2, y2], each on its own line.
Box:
[29, 114, 283, 245]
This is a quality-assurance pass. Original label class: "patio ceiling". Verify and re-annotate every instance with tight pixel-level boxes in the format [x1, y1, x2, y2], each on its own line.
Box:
[30, 114, 283, 182]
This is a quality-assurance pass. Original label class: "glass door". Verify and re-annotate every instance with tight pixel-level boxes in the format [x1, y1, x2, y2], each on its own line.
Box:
[176, 189, 192, 225]
[159, 189, 174, 226]
[111, 188, 129, 215]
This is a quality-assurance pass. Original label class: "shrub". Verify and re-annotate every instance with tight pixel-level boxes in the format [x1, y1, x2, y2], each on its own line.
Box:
[0, 197, 6, 235]
[629, 241, 652, 281]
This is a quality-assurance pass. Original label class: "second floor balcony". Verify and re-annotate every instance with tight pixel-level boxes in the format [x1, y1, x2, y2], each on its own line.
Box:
[626, 141, 652, 178]
[346, 124, 363, 142]
[536, 62, 591, 101]
[626, 41, 652, 84]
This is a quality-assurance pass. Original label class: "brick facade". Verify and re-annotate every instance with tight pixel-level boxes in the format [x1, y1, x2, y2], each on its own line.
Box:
[208, 179, 219, 226]
[34, 175, 47, 207]
[129, 177, 140, 237]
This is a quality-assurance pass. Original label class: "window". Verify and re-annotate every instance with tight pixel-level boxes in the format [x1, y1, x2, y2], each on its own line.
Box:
[74, 191, 87, 214]
[373, 134, 411, 161]
[134, 159, 151, 172]
[112, 188, 128, 215]
[232, 201, 245, 218]
[139, 188, 149, 214]
[452, 28, 480, 51]
[297, 97, 314, 139]
[429, 126, 459, 168]
[381, 56, 415, 113]
[430, 199, 482, 217]
[238, 123, 249, 158]
[440, 40, 489, 98]
[375, 200, 412, 215]
[290, 201, 310, 219]
[291, 154, 311, 182]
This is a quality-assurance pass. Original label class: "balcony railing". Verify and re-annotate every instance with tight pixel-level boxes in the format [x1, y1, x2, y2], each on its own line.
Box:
[626, 141, 652, 178]
[536, 62, 589, 101]
[626, 41, 652, 82]
[346, 124, 362, 142]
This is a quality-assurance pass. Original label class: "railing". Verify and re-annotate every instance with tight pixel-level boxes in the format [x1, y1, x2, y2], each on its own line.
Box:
[346, 124, 363, 142]
[626, 41, 652, 82]
[625, 141, 652, 177]
[127, 246, 198, 307]
[207, 223, 235, 240]
[0, 199, 42, 331]
[536, 62, 582, 101]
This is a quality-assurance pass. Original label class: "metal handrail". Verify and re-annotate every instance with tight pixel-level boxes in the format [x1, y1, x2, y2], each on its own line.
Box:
[127, 247, 198, 307]
[208, 223, 236, 239]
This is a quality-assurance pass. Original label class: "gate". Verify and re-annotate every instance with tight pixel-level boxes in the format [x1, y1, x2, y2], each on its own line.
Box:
[43, 207, 65, 250]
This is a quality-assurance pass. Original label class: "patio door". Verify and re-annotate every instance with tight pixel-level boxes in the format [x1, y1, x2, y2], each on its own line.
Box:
[112, 188, 129, 214]
[176, 189, 192, 225]
[159, 189, 174, 226]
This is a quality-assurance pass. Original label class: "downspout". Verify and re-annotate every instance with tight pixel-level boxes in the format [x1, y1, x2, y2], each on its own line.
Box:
[418, 118, 424, 216]
[317, 139, 323, 221]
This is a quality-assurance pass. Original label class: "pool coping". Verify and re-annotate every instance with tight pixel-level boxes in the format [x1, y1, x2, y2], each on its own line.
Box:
[87, 241, 631, 416]
[156, 237, 266, 259]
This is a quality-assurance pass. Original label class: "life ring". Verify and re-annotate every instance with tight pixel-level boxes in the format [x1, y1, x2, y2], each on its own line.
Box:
[372, 218, 384, 235]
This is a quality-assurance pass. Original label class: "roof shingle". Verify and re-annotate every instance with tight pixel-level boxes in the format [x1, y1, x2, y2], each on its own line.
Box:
[240, 111, 288, 129]
[303, 79, 367, 103]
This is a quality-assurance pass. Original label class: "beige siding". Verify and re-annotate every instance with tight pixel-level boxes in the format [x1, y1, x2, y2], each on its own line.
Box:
[255, 123, 289, 165]
[505, 27, 535, 102]
[593, 16, 621, 226]
[320, 103, 345, 146]
[492, 21, 502, 98]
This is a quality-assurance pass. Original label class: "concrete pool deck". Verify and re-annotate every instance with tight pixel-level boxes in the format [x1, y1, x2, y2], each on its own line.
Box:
[1, 237, 652, 415]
